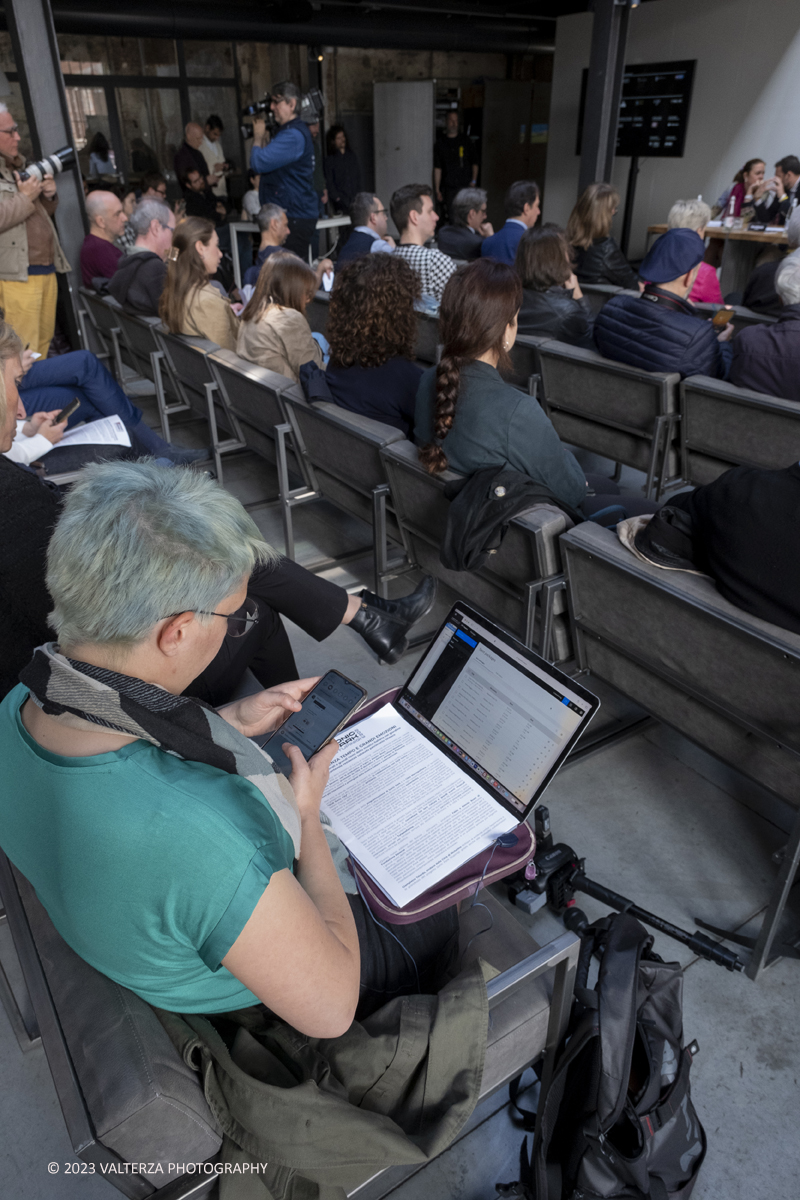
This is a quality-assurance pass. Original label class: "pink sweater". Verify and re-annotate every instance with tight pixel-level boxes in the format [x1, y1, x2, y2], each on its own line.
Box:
[688, 261, 722, 305]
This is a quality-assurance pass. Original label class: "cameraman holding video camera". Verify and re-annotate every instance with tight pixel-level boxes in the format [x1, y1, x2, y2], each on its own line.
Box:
[250, 82, 319, 261]
[0, 103, 70, 357]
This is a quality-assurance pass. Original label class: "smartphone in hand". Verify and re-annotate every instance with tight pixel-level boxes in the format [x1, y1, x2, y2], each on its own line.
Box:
[258, 670, 367, 776]
[54, 396, 81, 425]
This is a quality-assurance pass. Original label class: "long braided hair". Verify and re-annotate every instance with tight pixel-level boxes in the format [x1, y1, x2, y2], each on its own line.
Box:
[418, 259, 522, 475]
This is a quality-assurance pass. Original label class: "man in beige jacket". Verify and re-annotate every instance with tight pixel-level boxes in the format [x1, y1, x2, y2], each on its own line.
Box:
[0, 103, 70, 357]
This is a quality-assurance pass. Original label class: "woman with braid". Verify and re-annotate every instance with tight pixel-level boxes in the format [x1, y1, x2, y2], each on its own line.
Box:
[415, 258, 658, 519]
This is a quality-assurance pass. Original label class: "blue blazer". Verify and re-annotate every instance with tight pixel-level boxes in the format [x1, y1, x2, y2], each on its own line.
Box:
[481, 220, 526, 265]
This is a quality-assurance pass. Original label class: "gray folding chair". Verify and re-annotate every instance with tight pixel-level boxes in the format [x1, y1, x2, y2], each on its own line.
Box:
[152, 330, 245, 481]
[537, 341, 681, 499]
[680, 373, 800, 485]
[380, 440, 574, 661]
[561, 520, 800, 979]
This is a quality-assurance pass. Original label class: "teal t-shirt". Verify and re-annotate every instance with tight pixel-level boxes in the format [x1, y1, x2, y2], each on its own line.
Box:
[0, 684, 296, 1013]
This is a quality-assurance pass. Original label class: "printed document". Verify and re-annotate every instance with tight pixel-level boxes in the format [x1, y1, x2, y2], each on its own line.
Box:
[59, 415, 131, 448]
[321, 703, 518, 907]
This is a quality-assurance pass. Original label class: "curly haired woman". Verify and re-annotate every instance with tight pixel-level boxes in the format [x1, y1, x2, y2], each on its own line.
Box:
[324, 253, 422, 435]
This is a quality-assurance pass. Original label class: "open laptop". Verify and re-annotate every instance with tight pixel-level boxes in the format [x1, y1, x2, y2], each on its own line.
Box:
[321, 602, 599, 907]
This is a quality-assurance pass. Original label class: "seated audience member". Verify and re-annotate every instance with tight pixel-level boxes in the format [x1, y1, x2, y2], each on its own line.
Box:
[243, 205, 332, 290]
[0, 461, 452, 1026]
[180, 168, 224, 225]
[481, 180, 539, 265]
[666, 199, 721, 304]
[87, 131, 115, 178]
[141, 172, 168, 201]
[160, 217, 238, 350]
[669, 463, 800, 634]
[437, 187, 493, 262]
[243, 203, 291, 287]
[729, 255, 800, 401]
[742, 208, 800, 316]
[80, 190, 128, 287]
[567, 183, 640, 291]
[514, 223, 593, 349]
[391, 183, 457, 302]
[238, 252, 322, 383]
[594, 228, 733, 379]
[242, 169, 262, 219]
[416, 259, 656, 521]
[324, 254, 422, 436]
[335, 192, 395, 268]
[116, 184, 138, 252]
[108, 198, 176, 315]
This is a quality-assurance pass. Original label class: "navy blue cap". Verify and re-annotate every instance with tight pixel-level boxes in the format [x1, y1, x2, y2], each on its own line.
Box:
[640, 227, 705, 284]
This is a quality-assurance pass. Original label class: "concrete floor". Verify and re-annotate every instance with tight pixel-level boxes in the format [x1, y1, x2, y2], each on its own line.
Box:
[1, 394, 799, 1198]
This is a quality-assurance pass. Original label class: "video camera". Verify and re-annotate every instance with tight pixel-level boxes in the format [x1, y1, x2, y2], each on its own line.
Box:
[240, 87, 323, 139]
[18, 145, 75, 183]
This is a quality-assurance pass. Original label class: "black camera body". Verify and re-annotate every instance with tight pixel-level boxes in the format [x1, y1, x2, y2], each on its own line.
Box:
[240, 99, 277, 141]
[18, 145, 75, 183]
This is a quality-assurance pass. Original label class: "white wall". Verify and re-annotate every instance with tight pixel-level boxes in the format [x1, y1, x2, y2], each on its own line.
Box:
[544, 0, 800, 259]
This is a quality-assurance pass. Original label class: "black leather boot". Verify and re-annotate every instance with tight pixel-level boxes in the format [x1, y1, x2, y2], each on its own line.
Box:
[348, 603, 410, 664]
[360, 576, 436, 626]
[349, 577, 437, 665]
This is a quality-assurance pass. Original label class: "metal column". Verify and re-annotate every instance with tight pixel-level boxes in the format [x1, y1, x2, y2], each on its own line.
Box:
[5, 0, 87, 345]
[577, 0, 632, 195]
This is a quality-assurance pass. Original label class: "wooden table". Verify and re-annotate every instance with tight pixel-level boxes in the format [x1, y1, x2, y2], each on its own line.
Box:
[646, 223, 788, 296]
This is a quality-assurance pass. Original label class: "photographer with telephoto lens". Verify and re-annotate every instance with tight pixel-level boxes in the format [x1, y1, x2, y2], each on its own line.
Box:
[249, 82, 319, 262]
[0, 103, 70, 357]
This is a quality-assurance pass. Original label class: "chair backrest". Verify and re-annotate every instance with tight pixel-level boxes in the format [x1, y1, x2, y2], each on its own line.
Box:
[207, 349, 305, 475]
[692, 301, 777, 335]
[380, 439, 573, 657]
[537, 340, 681, 494]
[561, 521, 800, 805]
[306, 290, 331, 335]
[415, 310, 440, 365]
[579, 283, 624, 316]
[282, 393, 406, 529]
[113, 308, 162, 382]
[77, 287, 113, 360]
[153, 329, 218, 417]
[0, 851, 221, 1183]
[509, 333, 551, 391]
[680, 374, 800, 485]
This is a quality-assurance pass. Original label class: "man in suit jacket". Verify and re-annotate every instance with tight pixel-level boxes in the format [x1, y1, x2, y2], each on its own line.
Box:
[481, 180, 540, 264]
[437, 187, 493, 261]
[730, 255, 800, 402]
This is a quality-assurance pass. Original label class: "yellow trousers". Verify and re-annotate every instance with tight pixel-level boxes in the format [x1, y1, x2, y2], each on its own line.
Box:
[0, 272, 58, 358]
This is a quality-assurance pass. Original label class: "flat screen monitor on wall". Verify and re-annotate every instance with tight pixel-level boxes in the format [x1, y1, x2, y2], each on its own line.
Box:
[576, 60, 696, 158]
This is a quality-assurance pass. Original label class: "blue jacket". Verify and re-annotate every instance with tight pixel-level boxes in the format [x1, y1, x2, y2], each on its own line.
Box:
[335, 230, 376, 269]
[251, 119, 318, 220]
[481, 220, 526, 265]
[594, 288, 731, 380]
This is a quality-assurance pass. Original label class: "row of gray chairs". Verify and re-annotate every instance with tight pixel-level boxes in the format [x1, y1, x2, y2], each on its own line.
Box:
[560, 520, 800, 981]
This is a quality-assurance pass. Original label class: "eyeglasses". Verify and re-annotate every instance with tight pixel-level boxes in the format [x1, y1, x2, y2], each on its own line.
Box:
[162, 599, 259, 638]
[373, 207, 387, 215]
[0, 124, 19, 136]
[156, 188, 167, 197]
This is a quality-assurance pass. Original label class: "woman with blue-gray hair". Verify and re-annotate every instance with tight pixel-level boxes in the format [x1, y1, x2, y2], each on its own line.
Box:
[0, 460, 456, 1029]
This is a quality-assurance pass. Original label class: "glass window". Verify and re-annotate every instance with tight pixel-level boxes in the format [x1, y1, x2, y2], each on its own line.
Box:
[107, 38, 178, 78]
[183, 41, 234, 78]
[0, 31, 15, 73]
[65, 85, 116, 179]
[116, 87, 182, 181]
[59, 35, 178, 78]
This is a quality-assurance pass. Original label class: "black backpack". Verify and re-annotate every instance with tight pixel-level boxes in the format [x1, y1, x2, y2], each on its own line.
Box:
[503, 912, 706, 1200]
